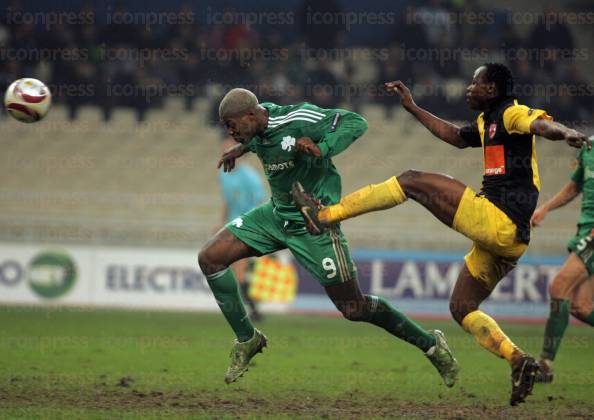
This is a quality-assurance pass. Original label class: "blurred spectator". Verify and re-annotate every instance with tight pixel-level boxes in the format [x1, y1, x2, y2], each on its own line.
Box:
[528, 4, 575, 77]
[259, 62, 295, 105]
[103, 4, 140, 47]
[297, 0, 344, 49]
[412, 65, 449, 113]
[415, 0, 457, 47]
[529, 5, 575, 52]
[305, 59, 341, 109]
[377, 57, 412, 119]
[393, 5, 429, 51]
[65, 62, 97, 120]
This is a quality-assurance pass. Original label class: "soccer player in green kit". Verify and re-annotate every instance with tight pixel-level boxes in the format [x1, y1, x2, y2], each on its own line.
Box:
[198, 88, 459, 385]
[530, 139, 594, 383]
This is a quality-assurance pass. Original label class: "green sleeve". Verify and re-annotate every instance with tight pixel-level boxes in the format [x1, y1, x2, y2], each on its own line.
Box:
[300, 104, 368, 158]
[571, 148, 585, 186]
[244, 138, 257, 153]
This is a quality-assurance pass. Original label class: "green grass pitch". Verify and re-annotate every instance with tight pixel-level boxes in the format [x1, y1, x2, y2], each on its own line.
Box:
[0, 306, 593, 419]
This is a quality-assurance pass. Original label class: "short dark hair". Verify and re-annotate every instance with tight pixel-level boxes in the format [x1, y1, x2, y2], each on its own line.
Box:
[483, 63, 514, 98]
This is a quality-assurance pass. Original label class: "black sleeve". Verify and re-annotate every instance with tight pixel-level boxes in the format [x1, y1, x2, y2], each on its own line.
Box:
[458, 123, 482, 148]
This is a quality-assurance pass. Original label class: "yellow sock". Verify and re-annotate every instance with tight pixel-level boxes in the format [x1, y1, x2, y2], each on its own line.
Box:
[319, 176, 407, 224]
[462, 310, 524, 365]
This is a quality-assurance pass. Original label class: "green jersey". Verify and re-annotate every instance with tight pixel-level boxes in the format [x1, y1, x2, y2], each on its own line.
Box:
[571, 146, 594, 229]
[244, 102, 368, 221]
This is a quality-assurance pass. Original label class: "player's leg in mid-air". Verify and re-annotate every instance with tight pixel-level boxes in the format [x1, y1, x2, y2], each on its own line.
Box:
[565, 230, 594, 327]
[231, 258, 262, 321]
[292, 170, 538, 405]
[537, 248, 594, 383]
[198, 229, 268, 384]
[293, 171, 463, 233]
[286, 224, 459, 387]
[198, 203, 286, 384]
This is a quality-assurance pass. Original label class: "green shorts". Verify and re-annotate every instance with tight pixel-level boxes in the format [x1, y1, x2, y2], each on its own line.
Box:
[226, 201, 356, 286]
[568, 227, 594, 274]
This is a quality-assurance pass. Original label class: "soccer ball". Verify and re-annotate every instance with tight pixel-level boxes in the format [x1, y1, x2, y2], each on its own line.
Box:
[4, 78, 52, 123]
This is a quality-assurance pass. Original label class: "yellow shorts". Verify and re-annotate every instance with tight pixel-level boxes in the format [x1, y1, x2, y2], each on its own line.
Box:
[452, 187, 528, 291]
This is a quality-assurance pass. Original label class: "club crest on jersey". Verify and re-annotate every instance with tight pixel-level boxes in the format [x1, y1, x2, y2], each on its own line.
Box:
[231, 217, 243, 228]
[281, 136, 296, 151]
[488, 123, 497, 138]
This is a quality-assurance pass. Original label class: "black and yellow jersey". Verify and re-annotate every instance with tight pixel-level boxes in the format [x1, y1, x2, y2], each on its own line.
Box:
[459, 97, 552, 242]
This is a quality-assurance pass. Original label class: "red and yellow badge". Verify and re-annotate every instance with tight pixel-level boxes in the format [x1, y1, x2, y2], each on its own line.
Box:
[488, 123, 497, 138]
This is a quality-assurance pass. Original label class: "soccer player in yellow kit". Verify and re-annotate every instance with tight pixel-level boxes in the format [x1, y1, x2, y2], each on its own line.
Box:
[292, 63, 591, 405]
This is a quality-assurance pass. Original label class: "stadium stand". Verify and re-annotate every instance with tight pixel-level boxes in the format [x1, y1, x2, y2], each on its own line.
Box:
[0, 98, 581, 256]
[0, 0, 591, 256]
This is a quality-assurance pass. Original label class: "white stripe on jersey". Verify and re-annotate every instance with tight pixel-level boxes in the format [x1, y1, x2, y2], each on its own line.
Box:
[329, 227, 350, 282]
[268, 108, 325, 121]
[268, 111, 324, 128]
[268, 115, 324, 127]
[268, 116, 322, 128]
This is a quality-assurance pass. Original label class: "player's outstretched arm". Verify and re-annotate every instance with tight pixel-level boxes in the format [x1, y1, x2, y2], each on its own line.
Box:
[297, 109, 368, 158]
[531, 181, 581, 227]
[217, 142, 248, 172]
[384, 81, 469, 149]
[530, 119, 592, 149]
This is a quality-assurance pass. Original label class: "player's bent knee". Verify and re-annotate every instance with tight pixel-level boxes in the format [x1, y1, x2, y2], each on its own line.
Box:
[198, 247, 225, 276]
[397, 169, 427, 198]
[548, 275, 571, 299]
[341, 309, 368, 322]
[197, 249, 211, 274]
[397, 169, 423, 185]
[336, 300, 371, 322]
[570, 306, 592, 321]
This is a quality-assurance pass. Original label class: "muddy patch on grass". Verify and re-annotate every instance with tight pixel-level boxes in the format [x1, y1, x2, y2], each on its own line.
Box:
[1, 386, 592, 419]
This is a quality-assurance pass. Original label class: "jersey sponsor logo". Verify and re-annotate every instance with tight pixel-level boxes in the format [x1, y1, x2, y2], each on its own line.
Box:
[484, 144, 506, 175]
[488, 123, 497, 138]
[264, 160, 295, 172]
[281, 135, 296, 151]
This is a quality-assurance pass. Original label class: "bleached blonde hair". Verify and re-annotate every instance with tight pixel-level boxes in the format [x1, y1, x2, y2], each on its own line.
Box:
[219, 88, 259, 120]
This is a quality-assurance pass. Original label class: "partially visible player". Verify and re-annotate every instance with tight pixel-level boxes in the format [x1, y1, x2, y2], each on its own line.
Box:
[219, 137, 267, 321]
[198, 88, 459, 387]
[292, 63, 592, 405]
[530, 141, 594, 383]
